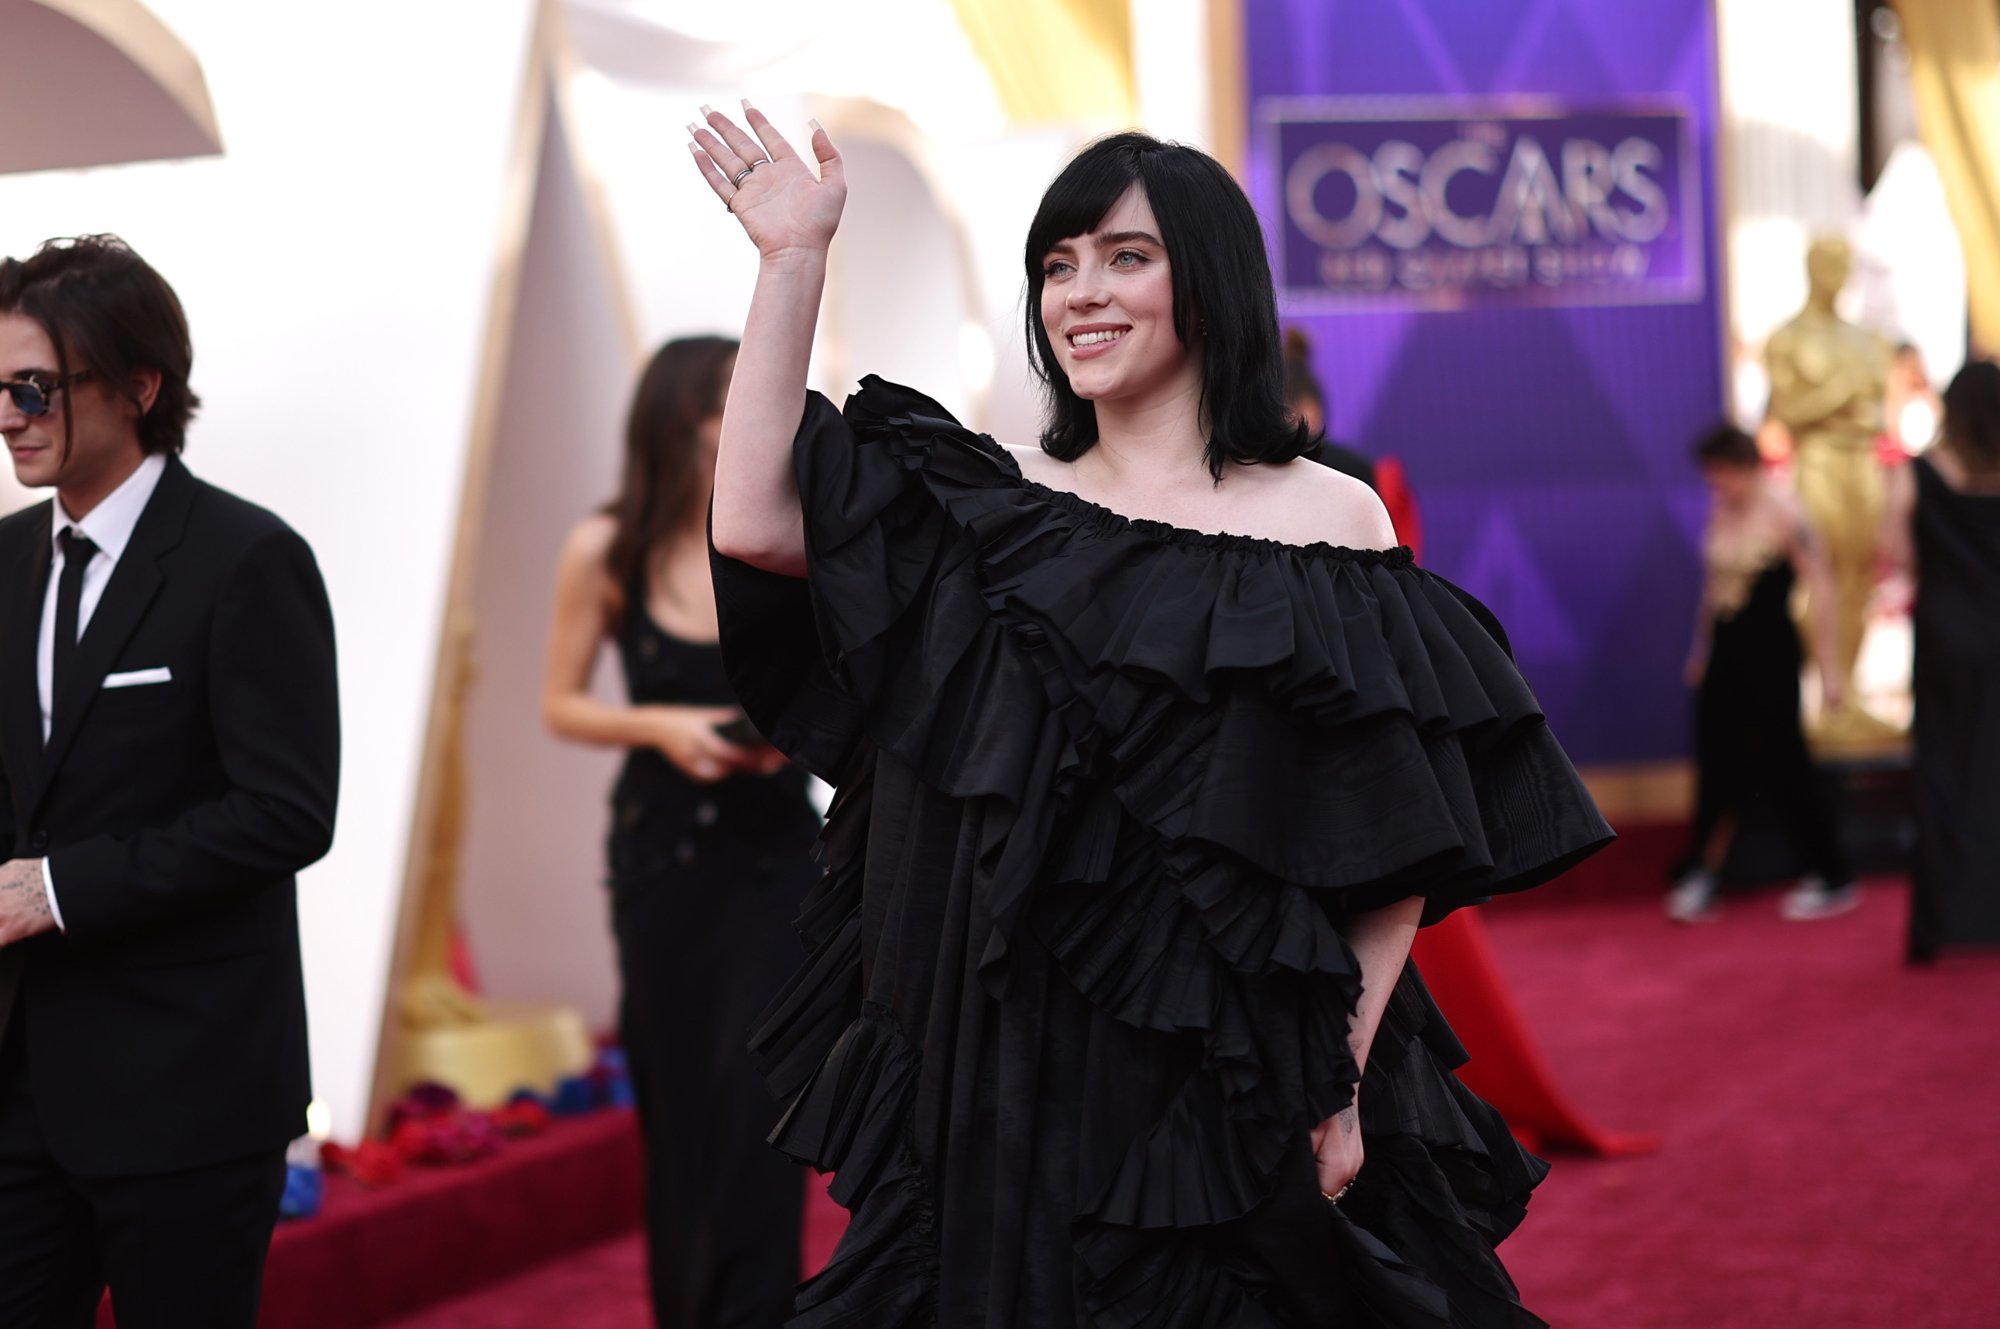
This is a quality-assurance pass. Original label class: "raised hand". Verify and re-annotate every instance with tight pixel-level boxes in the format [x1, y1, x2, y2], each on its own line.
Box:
[688, 102, 846, 263]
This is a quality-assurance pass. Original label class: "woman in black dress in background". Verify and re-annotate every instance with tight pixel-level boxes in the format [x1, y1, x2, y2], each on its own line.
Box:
[688, 111, 1610, 1327]
[543, 336, 816, 1327]
[1668, 424, 1856, 924]
[1884, 361, 2000, 963]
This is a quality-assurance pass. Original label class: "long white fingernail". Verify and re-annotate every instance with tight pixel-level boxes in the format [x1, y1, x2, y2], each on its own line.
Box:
[699, 103, 714, 117]
[741, 97, 754, 111]
[808, 117, 824, 134]
[687, 122, 701, 137]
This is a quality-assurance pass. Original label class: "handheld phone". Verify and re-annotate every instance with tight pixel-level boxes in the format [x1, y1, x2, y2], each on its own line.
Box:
[712, 715, 763, 748]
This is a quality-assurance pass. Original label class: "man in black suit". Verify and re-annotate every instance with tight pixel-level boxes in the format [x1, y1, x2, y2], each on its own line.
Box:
[0, 235, 340, 1327]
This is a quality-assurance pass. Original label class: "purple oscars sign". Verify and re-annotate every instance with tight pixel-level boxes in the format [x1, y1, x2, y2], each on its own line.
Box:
[1246, 0, 1726, 767]
[1270, 103, 1703, 309]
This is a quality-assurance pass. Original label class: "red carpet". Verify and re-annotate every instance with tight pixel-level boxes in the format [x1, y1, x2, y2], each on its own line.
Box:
[376, 880, 2000, 1328]
[245, 1110, 641, 1329]
[1414, 908, 1659, 1156]
[1494, 880, 2000, 1328]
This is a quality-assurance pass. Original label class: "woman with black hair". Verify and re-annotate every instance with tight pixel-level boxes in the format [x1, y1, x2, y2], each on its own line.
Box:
[1883, 360, 2000, 963]
[543, 337, 814, 1328]
[688, 110, 1610, 1327]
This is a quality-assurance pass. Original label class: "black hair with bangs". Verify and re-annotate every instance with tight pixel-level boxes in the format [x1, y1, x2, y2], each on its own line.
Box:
[1023, 132, 1310, 480]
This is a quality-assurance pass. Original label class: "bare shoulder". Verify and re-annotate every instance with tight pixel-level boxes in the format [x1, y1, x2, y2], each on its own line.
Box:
[562, 512, 618, 563]
[1002, 441, 1066, 486]
[556, 513, 622, 606]
[1247, 457, 1398, 551]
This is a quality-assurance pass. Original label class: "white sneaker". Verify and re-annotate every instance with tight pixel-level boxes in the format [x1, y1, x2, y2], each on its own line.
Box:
[1665, 870, 1719, 923]
[1779, 878, 1861, 921]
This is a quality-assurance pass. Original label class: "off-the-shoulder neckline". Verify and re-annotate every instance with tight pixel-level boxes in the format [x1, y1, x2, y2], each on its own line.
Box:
[977, 432, 1416, 566]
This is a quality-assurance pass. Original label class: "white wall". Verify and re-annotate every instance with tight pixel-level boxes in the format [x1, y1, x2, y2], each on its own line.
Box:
[1, 0, 541, 1142]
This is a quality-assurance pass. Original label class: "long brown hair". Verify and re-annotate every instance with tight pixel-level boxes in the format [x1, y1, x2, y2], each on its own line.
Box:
[604, 336, 737, 590]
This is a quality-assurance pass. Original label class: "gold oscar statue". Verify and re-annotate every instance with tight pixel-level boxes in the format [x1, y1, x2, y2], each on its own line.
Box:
[1763, 236, 1900, 751]
[385, 613, 592, 1109]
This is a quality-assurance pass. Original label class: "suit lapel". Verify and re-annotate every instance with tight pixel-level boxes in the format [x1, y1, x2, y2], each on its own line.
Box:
[34, 458, 195, 806]
[0, 502, 54, 803]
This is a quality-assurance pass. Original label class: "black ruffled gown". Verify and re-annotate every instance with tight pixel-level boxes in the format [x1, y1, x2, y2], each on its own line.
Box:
[711, 379, 1614, 1328]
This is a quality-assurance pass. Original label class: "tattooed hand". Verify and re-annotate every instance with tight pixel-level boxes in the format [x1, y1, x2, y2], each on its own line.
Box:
[0, 858, 55, 946]
[1311, 1100, 1363, 1201]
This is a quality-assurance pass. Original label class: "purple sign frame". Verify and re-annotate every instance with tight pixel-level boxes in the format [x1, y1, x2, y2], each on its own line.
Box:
[1267, 100, 1704, 310]
[1245, 0, 1727, 767]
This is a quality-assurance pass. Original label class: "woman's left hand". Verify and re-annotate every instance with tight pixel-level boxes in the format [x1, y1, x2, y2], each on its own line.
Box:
[1310, 1102, 1363, 1202]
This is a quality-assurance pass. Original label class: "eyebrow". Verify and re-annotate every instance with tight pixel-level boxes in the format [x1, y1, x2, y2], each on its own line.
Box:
[1044, 229, 1165, 257]
[1, 367, 58, 381]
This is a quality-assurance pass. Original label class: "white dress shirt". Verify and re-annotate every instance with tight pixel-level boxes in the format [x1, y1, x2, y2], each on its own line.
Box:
[35, 452, 169, 929]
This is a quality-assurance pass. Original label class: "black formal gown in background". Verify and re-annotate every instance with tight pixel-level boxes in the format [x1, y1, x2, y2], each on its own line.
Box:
[607, 577, 818, 1329]
[1908, 455, 2000, 959]
[712, 379, 1612, 1328]
[1676, 547, 1850, 890]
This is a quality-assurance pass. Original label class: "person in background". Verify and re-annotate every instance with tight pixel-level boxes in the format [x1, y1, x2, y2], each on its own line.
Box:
[542, 336, 814, 1328]
[1669, 423, 1855, 923]
[1881, 360, 2000, 964]
[0, 235, 339, 1328]
[1281, 327, 1374, 487]
[1884, 341, 1942, 459]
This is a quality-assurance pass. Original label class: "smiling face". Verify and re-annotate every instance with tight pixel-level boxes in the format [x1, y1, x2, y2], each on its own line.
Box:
[0, 311, 152, 516]
[1038, 187, 1199, 409]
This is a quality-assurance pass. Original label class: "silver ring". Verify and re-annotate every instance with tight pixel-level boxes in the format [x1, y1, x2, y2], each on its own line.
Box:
[730, 160, 767, 187]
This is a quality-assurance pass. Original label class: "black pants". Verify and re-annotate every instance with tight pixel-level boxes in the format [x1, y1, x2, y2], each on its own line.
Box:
[610, 841, 809, 1329]
[1677, 682, 1852, 889]
[0, 1019, 288, 1329]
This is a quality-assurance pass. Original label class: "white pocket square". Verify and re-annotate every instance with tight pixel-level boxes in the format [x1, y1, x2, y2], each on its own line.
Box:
[103, 667, 172, 689]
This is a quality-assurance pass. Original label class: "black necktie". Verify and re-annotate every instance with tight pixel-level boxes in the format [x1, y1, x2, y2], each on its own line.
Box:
[53, 529, 99, 704]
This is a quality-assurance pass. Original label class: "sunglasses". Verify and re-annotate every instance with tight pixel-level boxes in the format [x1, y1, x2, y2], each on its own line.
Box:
[0, 371, 92, 418]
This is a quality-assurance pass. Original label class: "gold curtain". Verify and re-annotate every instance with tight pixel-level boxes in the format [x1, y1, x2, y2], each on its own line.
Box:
[1896, 0, 2000, 352]
[948, 0, 1137, 127]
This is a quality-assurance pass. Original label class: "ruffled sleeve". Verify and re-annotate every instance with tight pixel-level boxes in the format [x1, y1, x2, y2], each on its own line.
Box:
[713, 377, 1611, 1329]
[716, 375, 1610, 925]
